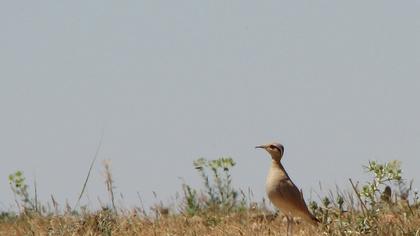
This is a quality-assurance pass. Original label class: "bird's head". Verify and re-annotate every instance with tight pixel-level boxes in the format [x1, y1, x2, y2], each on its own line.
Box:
[255, 142, 284, 162]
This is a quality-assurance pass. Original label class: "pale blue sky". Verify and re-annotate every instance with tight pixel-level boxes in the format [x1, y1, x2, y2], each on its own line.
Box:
[1, 1, 420, 210]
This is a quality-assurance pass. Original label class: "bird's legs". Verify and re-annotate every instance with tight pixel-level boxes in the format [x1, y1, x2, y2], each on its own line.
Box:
[286, 215, 293, 236]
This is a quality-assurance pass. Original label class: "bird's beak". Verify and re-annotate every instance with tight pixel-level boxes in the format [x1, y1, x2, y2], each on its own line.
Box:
[255, 145, 266, 149]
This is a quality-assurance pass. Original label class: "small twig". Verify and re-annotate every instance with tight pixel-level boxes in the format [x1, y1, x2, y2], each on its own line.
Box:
[34, 175, 38, 213]
[51, 195, 59, 215]
[406, 200, 415, 216]
[103, 159, 117, 213]
[10, 186, 21, 213]
[348, 178, 368, 217]
[137, 192, 148, 217]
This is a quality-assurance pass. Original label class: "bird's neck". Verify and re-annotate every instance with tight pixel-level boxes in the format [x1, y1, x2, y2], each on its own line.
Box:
[271, 159, 290, 179]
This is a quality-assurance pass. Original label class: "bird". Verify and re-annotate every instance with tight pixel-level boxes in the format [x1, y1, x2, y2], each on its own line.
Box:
[381, 186, 392, 203]
[256, 142, 319, 236]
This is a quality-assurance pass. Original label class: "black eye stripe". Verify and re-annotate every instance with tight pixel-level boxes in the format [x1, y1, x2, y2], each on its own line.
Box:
[270, 145, 284, 156]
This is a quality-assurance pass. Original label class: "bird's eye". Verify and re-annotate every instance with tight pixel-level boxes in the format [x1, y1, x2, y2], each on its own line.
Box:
[269, 145, 276, 150]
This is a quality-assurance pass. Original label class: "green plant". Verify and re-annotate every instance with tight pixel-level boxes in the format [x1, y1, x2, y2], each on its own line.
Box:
[8, 171, 36, 213]
[0, 211, 17, 223]
[94, 207, 115, 236]
[181, 157, 244, 215]
[181, 183, 200, 215]
[313, 160, 419, 235]
[360, 160, 402, 206]
[194, 157, 238, 209]
[355, 160, 407, 233]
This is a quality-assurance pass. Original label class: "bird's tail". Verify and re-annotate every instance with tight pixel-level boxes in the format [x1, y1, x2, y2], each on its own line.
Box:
[308, 213, 320, 226]
[296, 210, 320, 226]
[299, 189, 320, 226]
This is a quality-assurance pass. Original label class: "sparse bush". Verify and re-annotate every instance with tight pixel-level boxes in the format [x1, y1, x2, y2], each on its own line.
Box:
[361, 160, 402, 206]
[181, 157, 246, 215]
[181, 183, 200, 215]
[313, 160, 420, 235]
[0, 212, 17, 223]
[8, 171, 38, 214]
[356, 160, 407, 234]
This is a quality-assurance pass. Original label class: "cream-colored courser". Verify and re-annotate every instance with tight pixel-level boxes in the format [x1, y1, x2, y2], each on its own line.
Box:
[256, 142, 319, 235]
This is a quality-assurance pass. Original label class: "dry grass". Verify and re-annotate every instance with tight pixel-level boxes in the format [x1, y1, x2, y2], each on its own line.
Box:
[3, 158, 420, 235]
[0, 205, 419, 236]
[0, 211, 314, 236]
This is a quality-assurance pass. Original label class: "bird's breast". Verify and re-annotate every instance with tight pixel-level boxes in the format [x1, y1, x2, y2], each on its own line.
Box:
[265, 165, 288, 198]
[265, 164, 296, 212]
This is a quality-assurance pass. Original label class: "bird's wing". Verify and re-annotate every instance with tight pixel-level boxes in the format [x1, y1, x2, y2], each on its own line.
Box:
[276, 179, 319, 225]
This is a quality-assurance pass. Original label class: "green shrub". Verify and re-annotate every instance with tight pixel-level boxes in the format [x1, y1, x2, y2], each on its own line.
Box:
[8, 171, 38, 213]
[181, 157, 245, 215]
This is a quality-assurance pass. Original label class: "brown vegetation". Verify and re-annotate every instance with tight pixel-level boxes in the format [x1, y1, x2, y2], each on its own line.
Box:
[1, 159, 419, 235]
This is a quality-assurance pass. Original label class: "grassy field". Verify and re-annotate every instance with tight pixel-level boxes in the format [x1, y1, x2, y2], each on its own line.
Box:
[1, 158, 419, 235]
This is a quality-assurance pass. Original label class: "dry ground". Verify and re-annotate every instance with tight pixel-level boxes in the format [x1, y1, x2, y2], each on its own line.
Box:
[1, 207, 419, 236]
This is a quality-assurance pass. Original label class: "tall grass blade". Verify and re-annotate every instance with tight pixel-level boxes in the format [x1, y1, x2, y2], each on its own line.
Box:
[74, 130, 104, 210]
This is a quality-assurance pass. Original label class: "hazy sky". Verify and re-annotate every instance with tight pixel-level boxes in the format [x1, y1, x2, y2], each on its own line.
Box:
[1, 1, 420, 211]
